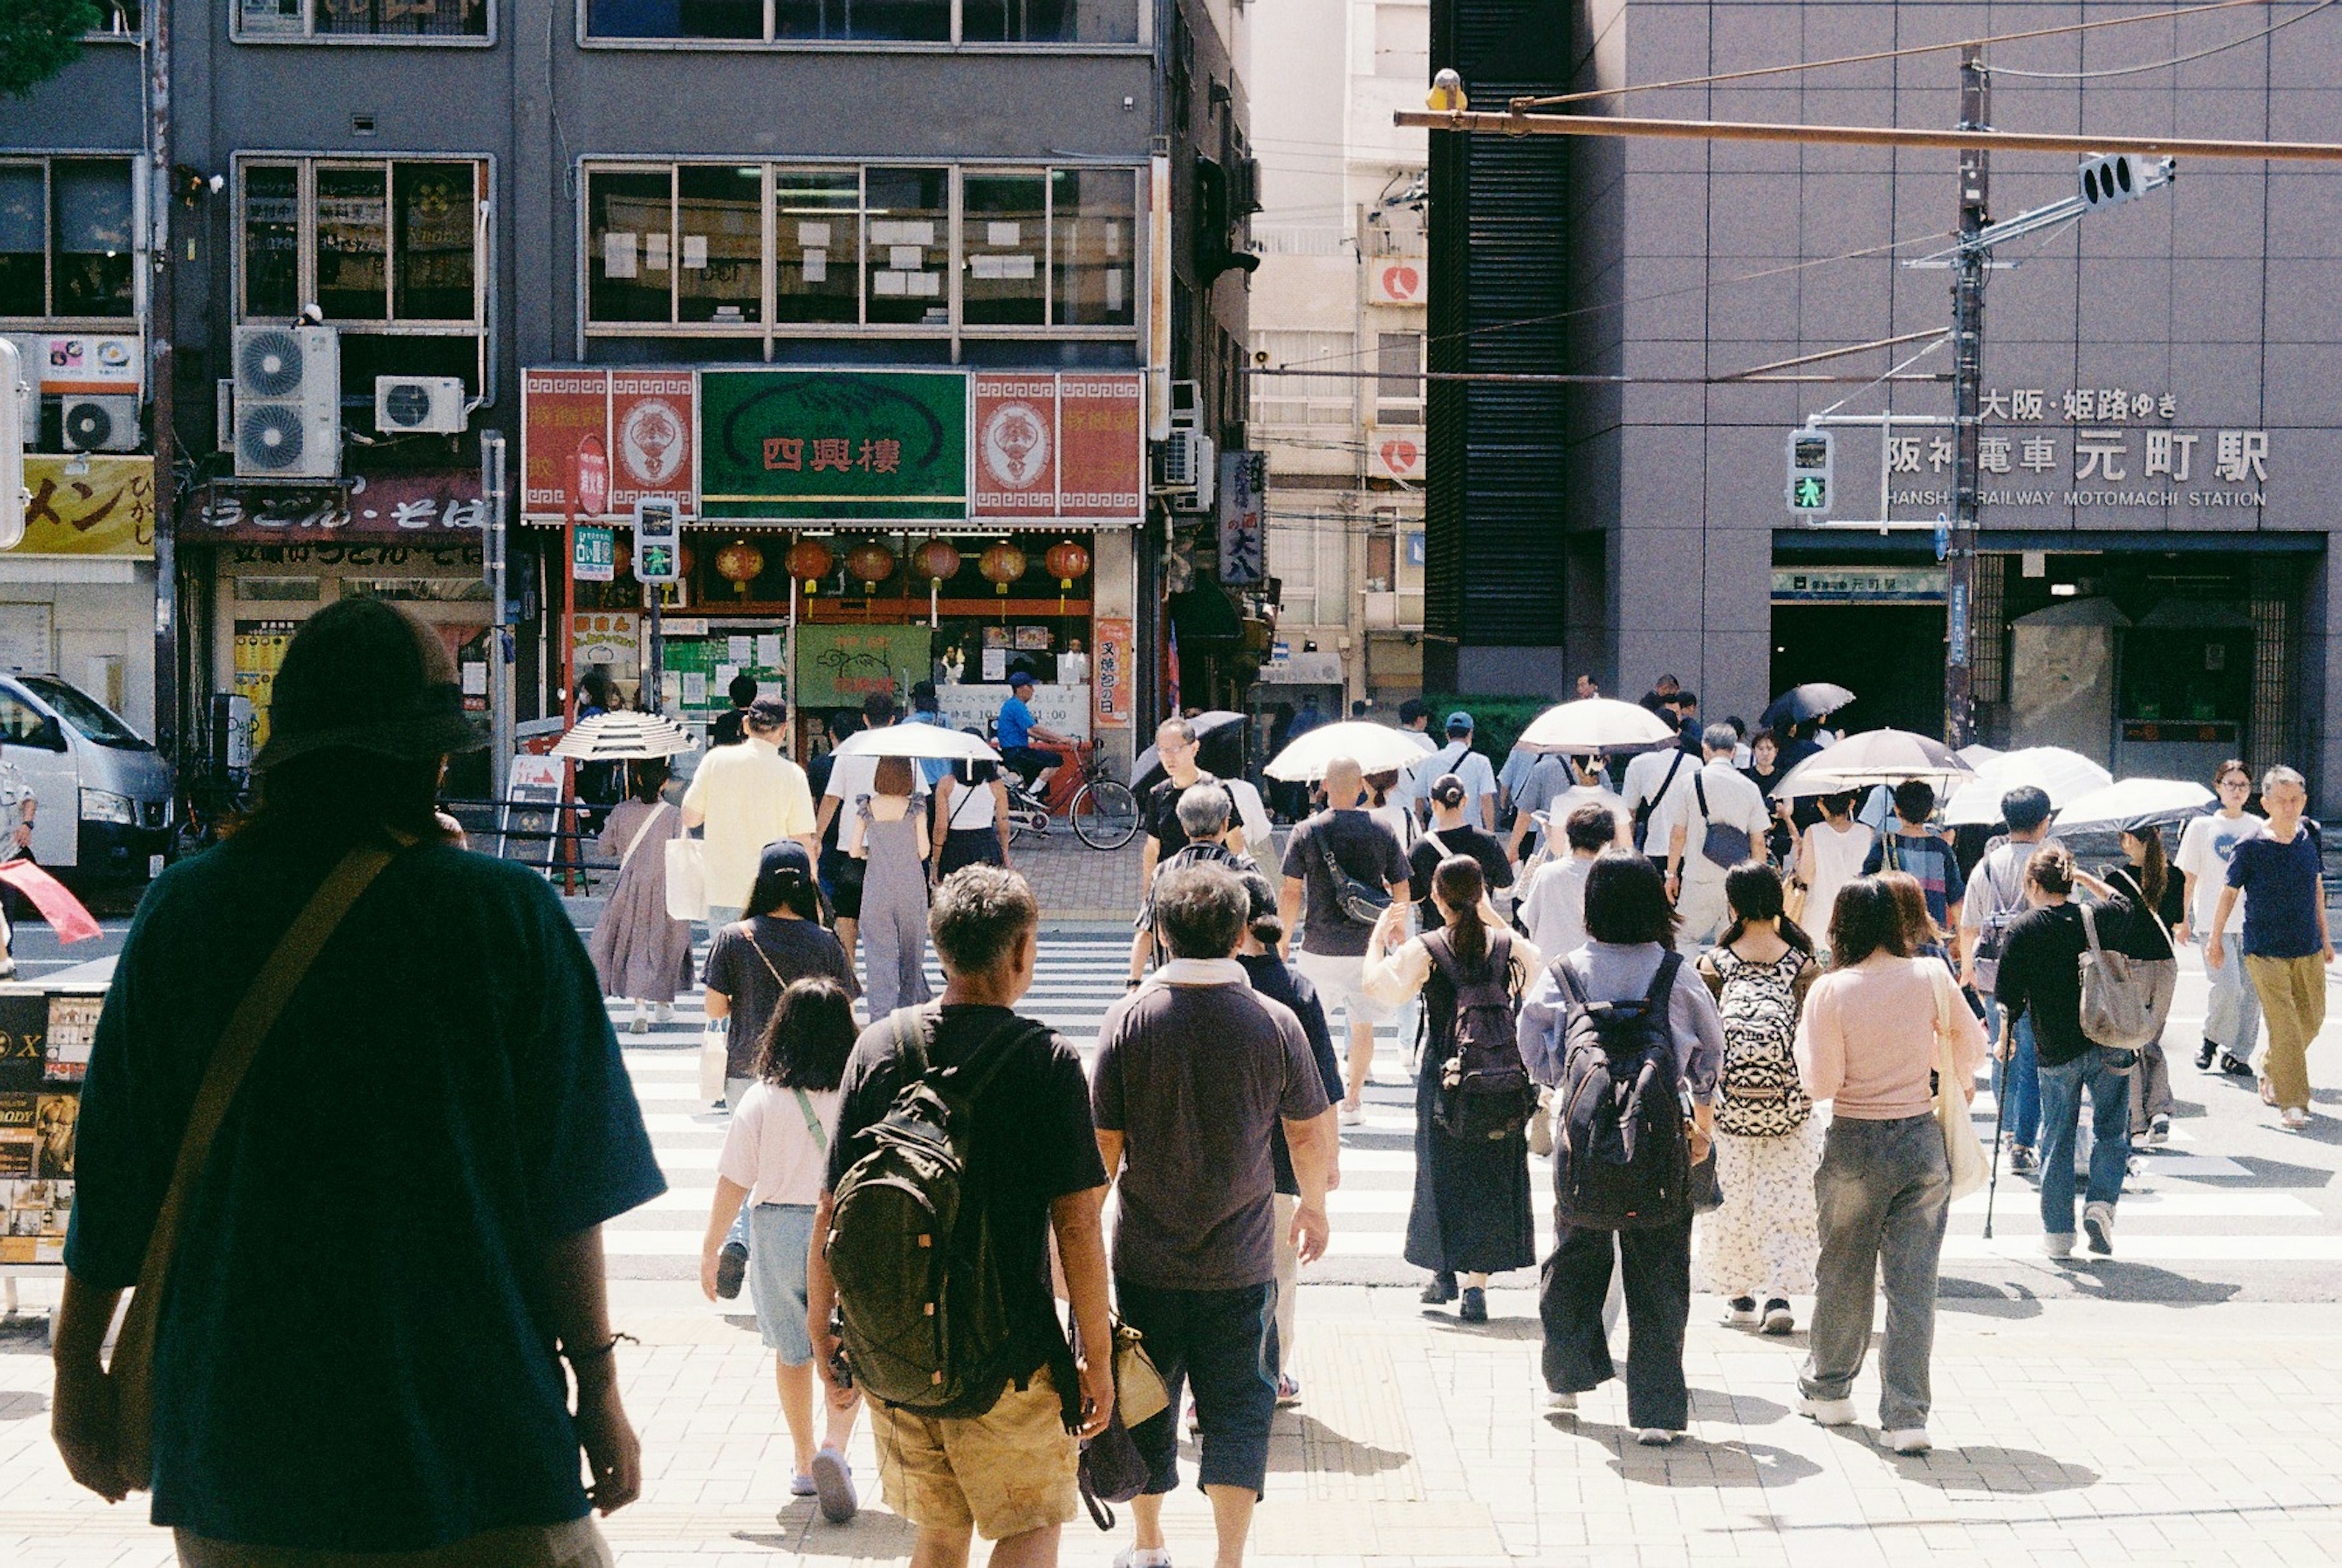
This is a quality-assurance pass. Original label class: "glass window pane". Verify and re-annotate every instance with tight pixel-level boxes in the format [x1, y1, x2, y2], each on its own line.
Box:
[587, 169, 674, 323]
[315, 0, 488, 35]
[773, 170, 859, 325]
[242, 165, 300, 318]
[587, 0, 764, 38]
[238, 0, 304, 35]
[961, 172, 1045, 327]
[0, 166, 46, 318]
[961, 0, 1136, 43]
[676, 166, 762, 324]
[392, 162, 477, 321]
[1051, 168, 1135, 328]
[773, 0, 945, 42]
[314, 166, 389, 321]
[862, 167, 947, 326]
[54, 160, 135, 319]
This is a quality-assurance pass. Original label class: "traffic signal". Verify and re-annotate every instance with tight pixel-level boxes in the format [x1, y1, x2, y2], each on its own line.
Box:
[633, 498, 682, 584]
[1785, 428, 1833, 516]
[2079, 153, 2139, 209]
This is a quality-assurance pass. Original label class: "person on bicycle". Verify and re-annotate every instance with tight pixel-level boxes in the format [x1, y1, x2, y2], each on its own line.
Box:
[998, 673, 1076, 797]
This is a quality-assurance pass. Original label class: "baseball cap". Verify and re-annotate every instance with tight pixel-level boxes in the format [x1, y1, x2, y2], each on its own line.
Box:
[1445, 710, 1474, 735]
[1009, 671, 1036, 690]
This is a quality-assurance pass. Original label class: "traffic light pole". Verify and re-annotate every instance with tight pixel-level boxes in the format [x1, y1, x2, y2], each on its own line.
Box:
[1944, 44, 1988, 749]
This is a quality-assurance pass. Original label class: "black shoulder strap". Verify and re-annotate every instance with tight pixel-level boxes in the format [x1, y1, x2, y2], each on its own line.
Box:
[1694, 771, 1709, 820]
[1643, 950, 1685, 1010]
[1550, 953, 1589, 1009]
[1420, 928, 1459, 986]
[1641, 750, 1686, 815]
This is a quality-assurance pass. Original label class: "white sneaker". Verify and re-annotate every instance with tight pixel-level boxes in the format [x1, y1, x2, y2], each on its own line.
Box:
[628, 1009, 648, 1034]
[2147, 1115, 2171, 1147]
[1338, 1103, 1365, 1127]
[1113, 1550, 1173, 1568]
[1883, 1427, 1932, 1455]
[1633, 1428, 1680, 1447]
[655, 1001, 673, 1024]
[2083, 1201, 2115, 1256]
[2282, 1106, 2311, 1131]
[1721, 1296, 1758, 1326]
[2043, 1231, 2075, 1259]
[1545, 1389, 1578, 1413]
[1799, 1397, 1857, 1427]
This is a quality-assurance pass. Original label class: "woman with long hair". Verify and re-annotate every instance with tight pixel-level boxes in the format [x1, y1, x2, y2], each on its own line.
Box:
[53, 597, 663, 1554]
[1694, 863, 1821, 1336]
[844, 754, 933, 1016]
[1363, 854, 1542, 1324]
[1794, 876, 1986, 1455]
[590, 757, 693, 1033]
[702, 978, 866, 1520]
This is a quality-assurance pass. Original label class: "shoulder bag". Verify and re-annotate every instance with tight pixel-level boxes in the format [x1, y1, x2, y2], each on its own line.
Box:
[1926, 960, 1989, 1201]
[106, 845, 398, 1490]
[1313, 829, 1392, 926]
[2077, 900, 2172, 1054]
[1694, 773, 1753, 870]
[1630, 750, 1687, 853]
[664, 822, 707, 922]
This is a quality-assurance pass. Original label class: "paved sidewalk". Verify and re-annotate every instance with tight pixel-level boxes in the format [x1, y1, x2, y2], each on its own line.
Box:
[7, 1283, 2340, 1567]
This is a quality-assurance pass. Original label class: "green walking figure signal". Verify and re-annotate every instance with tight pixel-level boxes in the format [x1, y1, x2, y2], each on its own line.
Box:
[1785, 428, 1833, 516]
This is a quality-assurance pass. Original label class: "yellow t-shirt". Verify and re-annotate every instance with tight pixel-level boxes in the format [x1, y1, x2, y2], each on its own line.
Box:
[681, 739, 817, 908]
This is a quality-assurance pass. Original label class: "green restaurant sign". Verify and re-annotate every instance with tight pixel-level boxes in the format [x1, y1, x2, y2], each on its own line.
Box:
[700, 368, 969, 521]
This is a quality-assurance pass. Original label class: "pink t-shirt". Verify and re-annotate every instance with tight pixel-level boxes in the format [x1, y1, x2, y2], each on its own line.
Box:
[716, 1081, 839, 1208]
[1794, 955, 1988, 1120]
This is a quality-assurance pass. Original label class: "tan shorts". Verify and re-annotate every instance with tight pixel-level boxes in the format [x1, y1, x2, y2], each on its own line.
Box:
[868, 1366, 1080, 1542]
[176, 1517, 612, 1568]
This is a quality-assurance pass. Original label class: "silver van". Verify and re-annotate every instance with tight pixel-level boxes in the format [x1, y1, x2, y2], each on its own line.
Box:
[0, 673, 176, 884]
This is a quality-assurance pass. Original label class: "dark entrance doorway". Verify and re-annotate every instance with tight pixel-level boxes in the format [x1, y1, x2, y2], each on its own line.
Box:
[1771, 604, 1948, 738]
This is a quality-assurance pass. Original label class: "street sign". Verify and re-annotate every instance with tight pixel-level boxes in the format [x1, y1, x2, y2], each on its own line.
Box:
[632, 498, 681, 584]
[573, 524, 615, 582]
[1785, 428, 1833, 515]
[574, 434, 609, 517]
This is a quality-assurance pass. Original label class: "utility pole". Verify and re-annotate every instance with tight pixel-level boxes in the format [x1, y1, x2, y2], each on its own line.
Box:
[1944, 44, 1988, 748]
[149, 0, 177, 759]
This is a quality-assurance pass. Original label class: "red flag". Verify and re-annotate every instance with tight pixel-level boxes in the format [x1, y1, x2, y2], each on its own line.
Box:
[0, 859, 102, 944]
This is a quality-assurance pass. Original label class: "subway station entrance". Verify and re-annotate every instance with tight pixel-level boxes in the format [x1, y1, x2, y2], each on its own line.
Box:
[1769, 564, 1949, 737]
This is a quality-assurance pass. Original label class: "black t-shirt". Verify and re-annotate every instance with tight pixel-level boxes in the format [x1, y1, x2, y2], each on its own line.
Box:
[1237, 953, 1345, 1195]
[702, 917, 858, 1078]
[806, 753, 846, 860]
[1145, 769, 1239, 858]
[1408, 823, 1515, 927]
[825, 1004, 1107, 1377]
[1280, 808, 1409, 958]
[1995, 903, 2091, 1067]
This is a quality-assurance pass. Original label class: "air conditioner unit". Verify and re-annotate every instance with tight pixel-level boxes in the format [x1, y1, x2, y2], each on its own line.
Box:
[232, 323, 341, 479]
[60, 394, 141, 453]
[1159, 428, 1216, 510]
[374, 374, 468, 435]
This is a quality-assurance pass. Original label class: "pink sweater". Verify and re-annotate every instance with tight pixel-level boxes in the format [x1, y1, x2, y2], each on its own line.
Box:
[1794, 956, 1989, 1120]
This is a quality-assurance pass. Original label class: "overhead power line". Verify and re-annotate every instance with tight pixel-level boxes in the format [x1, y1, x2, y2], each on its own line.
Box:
[1991, 0, 2337, 77]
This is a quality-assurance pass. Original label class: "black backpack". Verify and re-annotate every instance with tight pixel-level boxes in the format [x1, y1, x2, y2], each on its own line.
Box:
[1550, 953, 1693, 1230]
[1424, 928, 1537, 1142]
[825, 1006, 1044, 1419]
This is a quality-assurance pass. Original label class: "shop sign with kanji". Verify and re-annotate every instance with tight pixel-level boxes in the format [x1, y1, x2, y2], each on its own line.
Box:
[700, 369, 968, 521]
[190, 471, 490, 542]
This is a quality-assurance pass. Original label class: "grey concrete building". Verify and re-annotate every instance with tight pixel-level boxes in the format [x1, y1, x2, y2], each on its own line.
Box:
[1428, 0, 2342, 801]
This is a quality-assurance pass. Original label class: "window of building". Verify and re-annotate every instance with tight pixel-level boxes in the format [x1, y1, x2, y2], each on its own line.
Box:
[1252, 331, 1354, 430]
[0, 158, 136, 323]
[586, 0, 1133, 42]
[237, 0, 488, 38]
[1375, 330, 1422, 426]
[584, 162, 1140, 334]
[240, 159, 482, 324]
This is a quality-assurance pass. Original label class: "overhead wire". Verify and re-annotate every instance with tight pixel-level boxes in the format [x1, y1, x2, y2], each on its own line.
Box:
[1989, 0, 2337, 77]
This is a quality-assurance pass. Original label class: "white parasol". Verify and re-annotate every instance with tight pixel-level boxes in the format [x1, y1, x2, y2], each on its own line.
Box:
[1264, 720, 1436, 782]
[2052, 778, 2216, 831]
[1514, 698, 1680, 755]
[1943, 746, 2115, 826]
[833, 724, 1003, 764]
[1771, 728, 1975, 798]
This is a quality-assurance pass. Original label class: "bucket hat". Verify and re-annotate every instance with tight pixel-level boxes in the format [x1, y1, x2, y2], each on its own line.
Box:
[254, 596, 488, 771]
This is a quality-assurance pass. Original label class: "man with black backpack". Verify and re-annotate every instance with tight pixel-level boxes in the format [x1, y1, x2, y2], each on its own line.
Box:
[806, 866, 1115, 1564]
[1516, 851, 1724, 1446]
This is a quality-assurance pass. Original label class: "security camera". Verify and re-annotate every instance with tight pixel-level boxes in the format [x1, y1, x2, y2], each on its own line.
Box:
[299, 303, 326, 325]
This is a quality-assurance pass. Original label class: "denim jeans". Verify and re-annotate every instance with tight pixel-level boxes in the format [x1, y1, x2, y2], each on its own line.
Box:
[1983, 997, 2041, 1150]
[2036, 1047, 2132, 1237]
[1800, 1112, 1951, 1431]
[1540, 1217, 1692, 1431]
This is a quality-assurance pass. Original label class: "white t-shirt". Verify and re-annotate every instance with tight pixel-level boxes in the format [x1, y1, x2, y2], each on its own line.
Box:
[826, 748, 931, 806]
[2175, 811, 2267, 933]
[1518, 855, 1597, 964]
[1655, 762, 1772, 879]
[1405, 739, 1498, 817]
[1620, 748, 1698, 840]
[717, 1080, 840, 1208]
[937, 768, 1001, 830]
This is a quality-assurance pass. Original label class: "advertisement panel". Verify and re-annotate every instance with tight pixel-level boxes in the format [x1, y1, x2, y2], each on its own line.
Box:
[609, 371, 696, 512]
[700, 369, 968, 521]
[1216, 450, 1266, 586]
[972, 374, 1059, 518]
[793, 623, 935, 707]
[1368, 260, 1426, 306]
[1056, 373, 1144, 521]
[522, 368, 612, 517]
[1092, 615, 1134, 730]
[5, 456, 156, 557]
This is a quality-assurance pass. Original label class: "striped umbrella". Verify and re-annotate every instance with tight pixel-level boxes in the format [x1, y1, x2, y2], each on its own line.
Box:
[550, 711, 693, 761]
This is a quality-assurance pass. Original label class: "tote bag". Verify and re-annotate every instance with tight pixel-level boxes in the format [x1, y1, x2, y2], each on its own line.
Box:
[1927, 961, 1989, 1201]
[665, 834, 707, 922]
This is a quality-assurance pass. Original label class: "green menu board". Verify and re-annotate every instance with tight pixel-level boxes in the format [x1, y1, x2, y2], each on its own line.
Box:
[795, 624, 934, 708]
[700, 369, 969, 521]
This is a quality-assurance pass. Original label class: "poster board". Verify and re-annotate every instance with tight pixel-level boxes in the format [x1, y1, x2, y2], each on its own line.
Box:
[0, 986, 103, 1270]
[793, 625, 933, 709]
[496, 754, 564, 868]
[664, 633, 786, 718]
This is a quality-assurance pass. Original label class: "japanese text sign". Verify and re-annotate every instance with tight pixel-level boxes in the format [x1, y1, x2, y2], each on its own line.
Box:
[6, 456, 155, 557]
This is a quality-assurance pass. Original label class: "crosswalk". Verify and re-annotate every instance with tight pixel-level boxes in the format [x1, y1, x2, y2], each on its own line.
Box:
[601, 931, 2340, 1291]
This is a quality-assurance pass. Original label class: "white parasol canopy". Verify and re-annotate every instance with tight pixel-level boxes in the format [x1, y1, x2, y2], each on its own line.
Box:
[1771, 728, 1975, 798]
[1943, 746, 2115, 826]
[2052, 778, 2216, 831]
[834, 724, 1003, 764]
[1514, 698, 1680, 755]
[550, 711, 693, 761]
[1264, 720, 1435, 782]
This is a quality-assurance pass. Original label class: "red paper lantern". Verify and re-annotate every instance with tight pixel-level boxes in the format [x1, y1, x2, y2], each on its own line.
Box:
[784, 539, 833, 592]
[978, 542, 1026, 595]
[845, 541, 898, 593]
[915, 539, 961, 584]
[1044, 540, 1090, 587]
[716, 540, 765, 598]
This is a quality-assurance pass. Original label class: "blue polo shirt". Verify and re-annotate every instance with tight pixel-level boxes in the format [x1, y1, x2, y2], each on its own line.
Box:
[2227, 823, 2325, 959]
[998, 694, 1037, 750]
[67, 830, 665, 1551]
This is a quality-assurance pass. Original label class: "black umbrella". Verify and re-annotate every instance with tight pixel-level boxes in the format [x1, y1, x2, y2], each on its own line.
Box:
[1760, 682, 1857, 731]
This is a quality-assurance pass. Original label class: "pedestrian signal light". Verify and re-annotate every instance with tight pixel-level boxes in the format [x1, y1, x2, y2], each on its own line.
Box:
[633, 499, 682, 584]
[1785, 429, 1833, 516]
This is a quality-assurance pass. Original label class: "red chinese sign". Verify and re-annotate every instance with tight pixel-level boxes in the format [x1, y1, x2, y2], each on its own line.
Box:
[523, 368, 697, 519]
[972, 374, 1059, 519]
[609, 371, 696, 510]
[191, 470, 489, 542]
[1058, 373, 1144, 521]
[575, 435, 609, 517]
